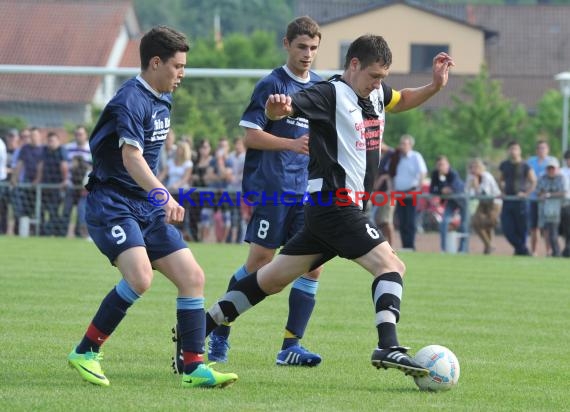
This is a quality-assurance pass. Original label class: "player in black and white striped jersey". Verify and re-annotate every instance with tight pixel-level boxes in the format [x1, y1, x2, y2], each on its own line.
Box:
[203, 34, 454, 378]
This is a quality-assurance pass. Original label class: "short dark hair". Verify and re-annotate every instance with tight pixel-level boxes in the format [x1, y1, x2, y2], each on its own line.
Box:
[564, 149, 570, 159]
[140, 26, 190, 70]
[507, 140, 520, 148]
[286, 16, 321, 43]
[436, 155, 448, 163]
[344, 34, 392, 70]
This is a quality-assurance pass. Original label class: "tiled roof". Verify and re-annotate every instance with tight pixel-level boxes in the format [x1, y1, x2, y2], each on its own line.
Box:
[295, 0, 570, 111]
[0, 0, 139, 103]
[296, 0, 389, 23]
[306, 0, 490, 34]
[119, 39, 141, 68]
[429, 4, 570, 77]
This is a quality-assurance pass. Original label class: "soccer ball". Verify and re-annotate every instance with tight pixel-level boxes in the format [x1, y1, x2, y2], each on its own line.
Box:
[413, 345, 460, 391]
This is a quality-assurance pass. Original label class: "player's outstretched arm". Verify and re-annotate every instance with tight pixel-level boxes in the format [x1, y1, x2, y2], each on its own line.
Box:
[390, 52, 455, 113]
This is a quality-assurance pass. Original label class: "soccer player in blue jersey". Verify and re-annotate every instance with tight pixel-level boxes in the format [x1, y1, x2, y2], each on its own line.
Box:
[67, 26, 237, 388]
[173, 16, 324, 369]
[211, 16, 323, 367]
[202, 34, 454, 380]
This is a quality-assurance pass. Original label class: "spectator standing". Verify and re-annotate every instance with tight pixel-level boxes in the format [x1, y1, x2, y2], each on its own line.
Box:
[227, 137, 246, 243]
[559, 150, 570, 257]
[35, 131, 68, 236]
[9, 128, 29, 182]
[191, 139, 214, 241]
[165, 141, 194, 241]
[527, 140, 556, 256]
[370, 143, 396, 245]
[191, 139, 212, 186]
[1, 129, 22, 234]
[207, 138, 234, 243]
[536, 158, 567, 257]
[165, 141, 193, 191]
[429, 155, 467, 253]
[157, 129, 177, 184]
[392, 134, 427, 250]
[0, 131, 9, 233]
[466, 158, 502, 254]
[63, 125, 92, 238]
[11, 127, 44, 229]
[499, 141, 536, 256]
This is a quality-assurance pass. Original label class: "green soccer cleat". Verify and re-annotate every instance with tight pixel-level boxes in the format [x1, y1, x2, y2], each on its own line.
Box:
[181, 363, 238, 388]
[67, 348, 110, 387]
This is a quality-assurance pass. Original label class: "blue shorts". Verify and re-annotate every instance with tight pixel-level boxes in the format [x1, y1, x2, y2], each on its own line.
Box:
[244, 200, 304, 249]
[86, 185, 187, 264]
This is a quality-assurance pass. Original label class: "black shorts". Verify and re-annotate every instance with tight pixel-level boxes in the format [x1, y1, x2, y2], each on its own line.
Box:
[280, 194, 386, 266]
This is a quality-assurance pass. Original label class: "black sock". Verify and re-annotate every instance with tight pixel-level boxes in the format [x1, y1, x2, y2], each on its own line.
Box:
[206, 272, 267, 336]
[371, 272, 403, 349]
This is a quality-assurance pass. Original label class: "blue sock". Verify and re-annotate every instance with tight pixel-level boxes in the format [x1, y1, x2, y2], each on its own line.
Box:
[177, 296, 205, 374]
[212, 265, 249, 339]
[282, 276, 318, 350]
[76, 279, 139, 354]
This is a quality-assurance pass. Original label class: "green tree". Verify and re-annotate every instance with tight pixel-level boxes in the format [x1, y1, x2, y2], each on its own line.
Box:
[132, 0, 185, 31]
[171, 31, 284, 142]
[224, 31, 285, 68]
[521, 89, 564, 157]
[133, 0, 294, 42]
[442, 66, 528, 161]
[171, 87, 226, 139]
[0, 116, 27, 134]
[385, 66, 535, 174]
[385, 109, 464, 172]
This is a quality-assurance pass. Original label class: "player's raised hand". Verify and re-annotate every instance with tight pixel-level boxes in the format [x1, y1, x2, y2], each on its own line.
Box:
[164, 197, 185, 224]
[290, 134, 309, 155]
[432, 52, 455, 90]
[265, 94, 293, 121]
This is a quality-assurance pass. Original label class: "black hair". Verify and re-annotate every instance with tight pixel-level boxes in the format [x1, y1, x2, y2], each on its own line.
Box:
[140, 26, 190, 70]
[344, 34, 392, 70]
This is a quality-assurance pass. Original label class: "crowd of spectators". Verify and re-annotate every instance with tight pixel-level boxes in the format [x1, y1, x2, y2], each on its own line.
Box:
[155, 131, 247, 243]
[0, 126, 91, 237]
[2, 127, 569, 256]
[372, 136, 570, 258]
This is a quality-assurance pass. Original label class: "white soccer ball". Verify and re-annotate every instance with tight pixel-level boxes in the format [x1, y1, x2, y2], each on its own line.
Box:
[413, 345, 460, 391]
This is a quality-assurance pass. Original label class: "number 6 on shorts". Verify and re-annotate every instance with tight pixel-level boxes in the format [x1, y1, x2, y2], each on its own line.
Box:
[366, 223, 380, 240]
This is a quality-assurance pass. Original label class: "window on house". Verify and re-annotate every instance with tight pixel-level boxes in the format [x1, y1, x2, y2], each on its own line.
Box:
[339, 41, 351, 69]
[411, 44, 449, 73]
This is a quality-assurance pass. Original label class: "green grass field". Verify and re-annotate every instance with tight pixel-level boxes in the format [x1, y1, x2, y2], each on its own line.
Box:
[1, 237, 568, 411]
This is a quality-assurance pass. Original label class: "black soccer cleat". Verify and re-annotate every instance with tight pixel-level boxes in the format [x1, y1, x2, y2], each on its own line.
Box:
[171, 325, 184, 374]
[371, 346, 429, 377]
